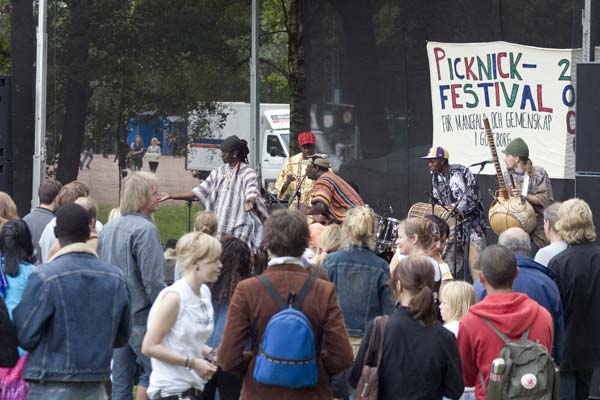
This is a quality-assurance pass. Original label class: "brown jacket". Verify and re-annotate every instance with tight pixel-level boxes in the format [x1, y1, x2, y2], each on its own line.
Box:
[217, 263, 353, 400]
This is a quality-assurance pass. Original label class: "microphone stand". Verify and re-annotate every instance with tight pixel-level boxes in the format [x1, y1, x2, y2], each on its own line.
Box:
[291, 174, 307, 209]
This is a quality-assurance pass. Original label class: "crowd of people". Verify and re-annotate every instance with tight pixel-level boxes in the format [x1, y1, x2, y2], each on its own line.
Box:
[0, 131, 599, 400]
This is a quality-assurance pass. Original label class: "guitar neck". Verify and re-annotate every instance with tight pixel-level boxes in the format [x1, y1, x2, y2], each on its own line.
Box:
[483, 115, 509, 200]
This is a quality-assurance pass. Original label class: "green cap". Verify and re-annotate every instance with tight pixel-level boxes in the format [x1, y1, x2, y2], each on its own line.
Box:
[503, 138, 529, 158]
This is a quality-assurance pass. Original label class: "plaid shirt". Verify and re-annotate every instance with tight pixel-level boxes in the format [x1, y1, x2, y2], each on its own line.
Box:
[504, 165, 553, 247]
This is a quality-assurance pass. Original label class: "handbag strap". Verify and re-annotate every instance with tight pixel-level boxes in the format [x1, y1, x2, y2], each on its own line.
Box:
[375, 315, 389, 367]
[361, 317, 380, 368]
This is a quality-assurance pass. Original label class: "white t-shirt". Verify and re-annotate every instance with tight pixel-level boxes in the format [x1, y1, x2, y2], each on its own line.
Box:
[147, 280, 214, 397]
[38, 217, 103, 263]
[534, 240, 568, 267]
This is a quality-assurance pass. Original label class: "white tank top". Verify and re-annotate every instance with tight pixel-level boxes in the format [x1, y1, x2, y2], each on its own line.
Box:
[147, 279, 214, 397]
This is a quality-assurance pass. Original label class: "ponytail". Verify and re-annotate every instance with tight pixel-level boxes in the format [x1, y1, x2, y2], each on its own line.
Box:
[392, 255, 437, 326]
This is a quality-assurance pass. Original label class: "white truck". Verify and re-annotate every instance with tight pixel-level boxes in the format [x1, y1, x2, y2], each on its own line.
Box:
[186, 102, 333, 191]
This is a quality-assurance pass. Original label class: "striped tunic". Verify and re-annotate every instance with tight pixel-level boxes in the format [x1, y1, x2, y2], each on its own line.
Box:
[311, 171, 363, 222]
[192, 163, 268, 249]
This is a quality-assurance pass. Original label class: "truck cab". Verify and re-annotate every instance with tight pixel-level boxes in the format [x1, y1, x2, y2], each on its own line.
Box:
[187, 102, 333, 190]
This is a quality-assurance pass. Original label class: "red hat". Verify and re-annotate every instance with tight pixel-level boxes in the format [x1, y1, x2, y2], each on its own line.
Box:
[298, 131, 316, 146]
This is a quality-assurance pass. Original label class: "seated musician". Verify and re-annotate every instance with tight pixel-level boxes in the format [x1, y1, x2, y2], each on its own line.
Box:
[273, 131, 318, 209]
[421, 146, 486, 281]
[300, 156, 363, 223]
[502, 138, 553, 251]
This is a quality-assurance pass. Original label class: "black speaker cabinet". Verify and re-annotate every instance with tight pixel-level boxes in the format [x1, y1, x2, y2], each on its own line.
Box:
[0, 76, 12, 193]
[576, 64, 600, 174]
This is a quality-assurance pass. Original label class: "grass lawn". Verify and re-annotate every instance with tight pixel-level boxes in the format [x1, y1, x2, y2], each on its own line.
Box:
[98, 204, 203, 245]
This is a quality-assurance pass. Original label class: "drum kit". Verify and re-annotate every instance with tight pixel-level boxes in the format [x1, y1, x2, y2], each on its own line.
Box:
[374, 202, 457, 258]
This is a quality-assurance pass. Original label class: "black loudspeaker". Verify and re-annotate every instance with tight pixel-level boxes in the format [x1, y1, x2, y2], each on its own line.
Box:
[575, 175, 600, 245]
[576, 64, 600, 173]
[590, 368, 600, 399]
[0, 76, 13, 193]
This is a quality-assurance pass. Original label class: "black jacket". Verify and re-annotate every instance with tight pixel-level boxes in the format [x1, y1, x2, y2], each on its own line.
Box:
[550, 241, 600, 370]
[0, 296, 18, 368]
[350, 306, 464, 400]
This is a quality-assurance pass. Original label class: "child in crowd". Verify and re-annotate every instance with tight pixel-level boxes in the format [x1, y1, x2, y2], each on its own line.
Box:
[425, 215, 454, 294]
[194, 211, 218, 236]
[310, 224, 343, 267]
[439, 280, 477, 400]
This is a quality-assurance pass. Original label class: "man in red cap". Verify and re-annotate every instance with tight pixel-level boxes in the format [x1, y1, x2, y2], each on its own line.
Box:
[274, 131, 318, 209]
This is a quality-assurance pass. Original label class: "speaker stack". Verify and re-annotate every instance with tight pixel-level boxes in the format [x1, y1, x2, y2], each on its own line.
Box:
[0, 76, 13, 194]
[575, 64, 600, 245]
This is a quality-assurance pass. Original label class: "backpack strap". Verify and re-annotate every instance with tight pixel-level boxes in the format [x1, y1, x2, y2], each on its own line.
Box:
[361, 316, 380, 368]
[481, 317, 511, 344]
[292, 275, 316, 311]
[257, 275, 287, 311]
[521, 326, 532, 340]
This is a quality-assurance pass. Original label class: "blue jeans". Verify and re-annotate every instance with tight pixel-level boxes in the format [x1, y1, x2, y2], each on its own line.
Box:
[111, 330, 152, 400]
[559, 369, 593, 400]
[27, 382, 107, 400]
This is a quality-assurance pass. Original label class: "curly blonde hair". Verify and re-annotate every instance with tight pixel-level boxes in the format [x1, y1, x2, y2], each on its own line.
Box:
[556, 198, 596, 244]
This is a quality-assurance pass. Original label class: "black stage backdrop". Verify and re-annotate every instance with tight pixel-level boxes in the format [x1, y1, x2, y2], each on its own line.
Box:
[304, 0, 586, 242]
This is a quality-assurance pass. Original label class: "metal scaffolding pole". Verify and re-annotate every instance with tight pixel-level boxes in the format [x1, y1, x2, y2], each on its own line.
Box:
[250, 0, 261, 181]
[32, 0, 48, 207]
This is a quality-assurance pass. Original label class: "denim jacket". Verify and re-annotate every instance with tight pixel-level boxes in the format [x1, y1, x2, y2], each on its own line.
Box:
[13, 243, 130, 382]
[97, 212, 165, 329]
[322, 246, 394, 336]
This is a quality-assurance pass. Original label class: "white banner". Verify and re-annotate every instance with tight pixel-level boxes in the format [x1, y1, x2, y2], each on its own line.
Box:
[426, 41, 589, 179]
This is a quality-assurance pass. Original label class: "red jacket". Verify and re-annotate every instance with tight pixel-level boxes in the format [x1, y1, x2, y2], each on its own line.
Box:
[457, 292, 554, 400]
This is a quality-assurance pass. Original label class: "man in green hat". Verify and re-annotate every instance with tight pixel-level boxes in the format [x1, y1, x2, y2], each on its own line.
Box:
[503, 137, 554, 251]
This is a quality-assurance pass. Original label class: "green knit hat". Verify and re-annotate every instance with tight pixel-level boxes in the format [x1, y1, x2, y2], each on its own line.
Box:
[503, 138, 529, 158]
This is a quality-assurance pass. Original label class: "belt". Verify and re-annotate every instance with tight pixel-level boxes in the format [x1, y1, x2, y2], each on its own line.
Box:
[155, 387, 203, 400]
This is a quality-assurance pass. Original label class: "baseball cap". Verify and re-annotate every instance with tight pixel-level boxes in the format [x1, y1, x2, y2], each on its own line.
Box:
[421, 146, 449, 160]
[301, 155, 331, 169]
[298, 131, 316, 146]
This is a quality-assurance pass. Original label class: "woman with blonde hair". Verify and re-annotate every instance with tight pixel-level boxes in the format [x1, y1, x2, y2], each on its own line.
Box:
[146, 137, 162, 173]
[0, 192, 18, 227]
[310, 224, 343, 267]
[351, 256, 464, 399]
[142, 231, 222, 400]
[322, 206, 394, 352]
[550, 198, 600, 399]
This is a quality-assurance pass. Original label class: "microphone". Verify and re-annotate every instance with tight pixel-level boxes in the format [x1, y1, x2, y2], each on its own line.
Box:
[468, 159, 494, 168]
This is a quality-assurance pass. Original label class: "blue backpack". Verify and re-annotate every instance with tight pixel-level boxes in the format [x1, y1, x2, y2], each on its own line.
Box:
[253, 274, 318, 388]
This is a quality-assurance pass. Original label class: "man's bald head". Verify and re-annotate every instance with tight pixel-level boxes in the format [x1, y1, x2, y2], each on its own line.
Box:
[498, 227, 531, 256]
